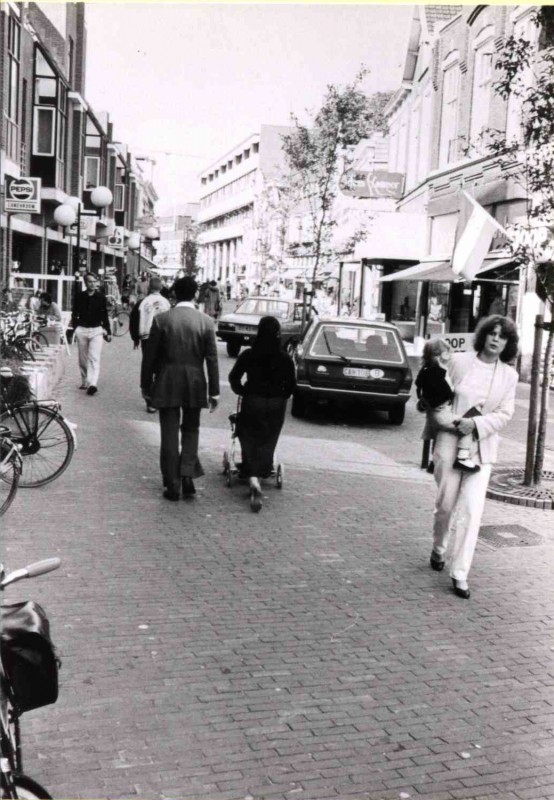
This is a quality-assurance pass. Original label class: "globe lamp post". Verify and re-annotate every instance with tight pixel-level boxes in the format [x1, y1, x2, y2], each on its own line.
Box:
[90, 187, 113, 276]
[53, 203, 77, 283]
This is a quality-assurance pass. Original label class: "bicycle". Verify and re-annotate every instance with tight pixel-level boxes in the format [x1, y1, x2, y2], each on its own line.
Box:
[1, 557, 61, 799]
[105, 295, 130, 337]
[0, 377, 76, 488]
[0, 312, 48, 363]
[0, 427, 22, 516]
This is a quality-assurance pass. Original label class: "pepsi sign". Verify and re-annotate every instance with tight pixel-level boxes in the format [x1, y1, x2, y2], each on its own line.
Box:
[4, 177, 42, 213]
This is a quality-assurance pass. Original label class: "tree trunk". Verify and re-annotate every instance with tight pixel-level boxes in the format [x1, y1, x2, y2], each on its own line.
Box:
[533, 319, 554, 485]
[524, 315, 543, 485]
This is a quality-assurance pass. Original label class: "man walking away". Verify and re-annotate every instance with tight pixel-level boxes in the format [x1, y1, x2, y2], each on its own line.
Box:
[71, 272, 111, 395]
[138, 277, 171, 413]
[141, 276, 220, 501]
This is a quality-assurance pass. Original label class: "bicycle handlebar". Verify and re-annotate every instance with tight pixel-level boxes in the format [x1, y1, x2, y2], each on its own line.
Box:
[26, 558, 61, 578]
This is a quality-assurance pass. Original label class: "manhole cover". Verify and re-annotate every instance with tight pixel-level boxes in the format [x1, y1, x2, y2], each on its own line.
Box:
[479, 524, 544, 549]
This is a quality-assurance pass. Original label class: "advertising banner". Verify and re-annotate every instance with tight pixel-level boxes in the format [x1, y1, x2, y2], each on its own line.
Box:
[339, 170, 404, 199]
[4, 177, 42, 213]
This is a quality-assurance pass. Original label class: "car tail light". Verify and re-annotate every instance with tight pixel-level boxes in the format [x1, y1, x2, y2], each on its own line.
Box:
[400, 371, 413, 392]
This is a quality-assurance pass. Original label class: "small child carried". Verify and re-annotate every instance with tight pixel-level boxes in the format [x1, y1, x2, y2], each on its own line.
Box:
[415, 338, 481, 473]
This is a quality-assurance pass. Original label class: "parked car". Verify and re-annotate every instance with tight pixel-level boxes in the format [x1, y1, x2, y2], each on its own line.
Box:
[217, 296, 306, 357]
[291, 317, 413, 424]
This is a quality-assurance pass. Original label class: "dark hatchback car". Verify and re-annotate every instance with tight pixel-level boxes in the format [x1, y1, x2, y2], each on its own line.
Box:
[217, 297, 305, 357]
[291, 317, 413, 424]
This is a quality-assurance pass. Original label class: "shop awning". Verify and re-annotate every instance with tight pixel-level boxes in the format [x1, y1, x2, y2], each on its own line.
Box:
[380, 259, 458, 283]
[379, 255, 516, 283]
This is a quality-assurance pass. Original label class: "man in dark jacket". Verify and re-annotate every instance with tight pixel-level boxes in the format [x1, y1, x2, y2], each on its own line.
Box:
[71, 272, 111, 395]
[141, 276, 220, 501]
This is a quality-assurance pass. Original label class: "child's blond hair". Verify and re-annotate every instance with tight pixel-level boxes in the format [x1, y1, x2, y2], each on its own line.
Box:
[421, 337, 450, 367]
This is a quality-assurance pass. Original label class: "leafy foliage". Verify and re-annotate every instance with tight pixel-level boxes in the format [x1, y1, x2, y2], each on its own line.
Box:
[280, 70, 383, 286]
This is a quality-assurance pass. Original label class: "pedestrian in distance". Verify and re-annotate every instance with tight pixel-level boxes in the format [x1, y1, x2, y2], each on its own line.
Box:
[428, 315, 519, 600]
[416, 338, 482, 474]
[137, 277, 171, 413]
[228, 316, 295, 512]
[203, 280, 222, 320]
[141, 276, 220, 501]
[70, 272, 112, 395]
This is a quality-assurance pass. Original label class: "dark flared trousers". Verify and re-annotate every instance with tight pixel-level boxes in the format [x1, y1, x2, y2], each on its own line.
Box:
[238, 394, 287, 478]
[158, 407, 205, 493]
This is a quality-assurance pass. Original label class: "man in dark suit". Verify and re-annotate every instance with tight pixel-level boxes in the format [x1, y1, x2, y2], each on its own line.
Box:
[141, 276, 220, 501]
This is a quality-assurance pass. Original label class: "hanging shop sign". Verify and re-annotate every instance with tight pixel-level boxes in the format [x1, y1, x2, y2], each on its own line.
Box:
[4, 177, 42, 213]
[339, 170, 404, 199]
[107, 226, 125, 249]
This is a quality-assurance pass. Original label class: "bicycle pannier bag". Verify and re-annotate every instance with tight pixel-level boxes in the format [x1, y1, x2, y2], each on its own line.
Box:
[1, 601, 59, 713]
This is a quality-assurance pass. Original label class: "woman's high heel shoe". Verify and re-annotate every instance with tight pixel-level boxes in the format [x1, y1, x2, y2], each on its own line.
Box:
[249, 477, 262, 513]
[452, 578, 470, 599]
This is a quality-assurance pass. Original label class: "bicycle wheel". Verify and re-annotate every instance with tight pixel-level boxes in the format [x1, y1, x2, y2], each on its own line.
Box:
[0, 443, 20, 515]
[10, 775, 52, 799]
[0, 405, 74, 488]
[112, 310, 130, 337]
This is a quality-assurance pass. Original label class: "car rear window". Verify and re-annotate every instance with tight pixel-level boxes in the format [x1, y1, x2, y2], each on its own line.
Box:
[235, 299, 290, 319]
[309, 324, 404, 364]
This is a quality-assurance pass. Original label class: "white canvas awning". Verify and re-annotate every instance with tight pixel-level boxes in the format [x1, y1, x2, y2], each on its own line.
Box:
[379, 255, 516, 283]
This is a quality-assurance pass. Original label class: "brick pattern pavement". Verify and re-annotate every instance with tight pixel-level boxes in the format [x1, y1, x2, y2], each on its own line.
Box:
[3, 337, 554, 800]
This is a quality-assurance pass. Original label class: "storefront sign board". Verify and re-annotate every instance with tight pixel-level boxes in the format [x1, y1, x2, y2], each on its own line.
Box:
[4, 177, 42, 213]
[442, 332, 471, 352]
[339, 170, 404, 199]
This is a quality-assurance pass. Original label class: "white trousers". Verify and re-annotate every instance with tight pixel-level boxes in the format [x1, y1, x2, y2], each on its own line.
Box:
[75, 326, 104, 388]
[432, 433, 492, 581]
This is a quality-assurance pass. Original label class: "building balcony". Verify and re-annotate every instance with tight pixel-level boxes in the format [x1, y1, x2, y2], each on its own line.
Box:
[197, 188, 255, 224]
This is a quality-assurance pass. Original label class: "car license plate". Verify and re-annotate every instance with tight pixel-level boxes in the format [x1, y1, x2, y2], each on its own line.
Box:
[237, 326, 255, 333]
[343, 367, 370, 379]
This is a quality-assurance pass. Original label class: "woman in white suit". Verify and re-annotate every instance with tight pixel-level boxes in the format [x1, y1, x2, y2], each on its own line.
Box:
[429, 315, 519, 599]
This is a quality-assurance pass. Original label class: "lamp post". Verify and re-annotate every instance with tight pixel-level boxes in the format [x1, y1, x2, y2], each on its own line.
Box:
[90, 186, 113, 276]
[65, 195, 83, 274]
[128, 226, 158, 277]
[53, 203, 77, 290]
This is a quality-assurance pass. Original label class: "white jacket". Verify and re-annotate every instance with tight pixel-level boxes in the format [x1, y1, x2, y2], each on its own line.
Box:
[139, 293, 171, 339]
[434, 351, 518, 464]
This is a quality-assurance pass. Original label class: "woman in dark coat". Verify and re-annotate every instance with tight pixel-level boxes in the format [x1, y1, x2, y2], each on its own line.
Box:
[229, 316, 295, 511]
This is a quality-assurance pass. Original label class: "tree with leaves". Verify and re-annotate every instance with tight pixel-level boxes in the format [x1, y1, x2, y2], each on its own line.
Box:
[281, 72, 391, 318]
[487, 7, 554, 485]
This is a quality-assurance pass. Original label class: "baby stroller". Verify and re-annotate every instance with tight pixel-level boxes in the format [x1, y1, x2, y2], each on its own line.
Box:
[222, 397, 284, 512]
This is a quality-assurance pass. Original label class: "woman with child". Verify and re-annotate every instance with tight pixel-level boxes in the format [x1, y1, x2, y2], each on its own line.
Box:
[416, 316, 519, 600]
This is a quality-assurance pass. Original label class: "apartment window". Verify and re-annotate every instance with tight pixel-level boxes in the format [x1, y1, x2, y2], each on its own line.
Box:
[227, 160, 233, 169]
[235, 154, 242, 165]
[439, 55, 461, 167]
[33, 107, 55, 155]
[406, 100, 421, 189]
[417, 86, 432, 183]
[506, 10, 539, 141]
[470, 26, 495, 146]
[85, 156, 100, 188]
[5, 13, 21, 162]
[253, 142, 259, 154]
[244, 148, 250, 159]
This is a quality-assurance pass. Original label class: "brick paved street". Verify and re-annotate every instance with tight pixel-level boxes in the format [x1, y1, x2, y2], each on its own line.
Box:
[3, 335, 554, 800]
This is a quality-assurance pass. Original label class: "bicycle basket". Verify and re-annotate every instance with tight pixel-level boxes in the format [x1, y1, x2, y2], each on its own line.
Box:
[1, 601, 59, 713]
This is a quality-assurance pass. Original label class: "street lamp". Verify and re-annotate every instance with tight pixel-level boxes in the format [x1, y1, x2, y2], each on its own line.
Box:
[90, 187, 113, 275]
[128, 227, 159, 277]
[53, 203, 77, 281]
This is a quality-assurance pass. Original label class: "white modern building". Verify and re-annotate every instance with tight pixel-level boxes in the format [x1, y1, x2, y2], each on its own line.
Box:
[197, 125, 293, 293]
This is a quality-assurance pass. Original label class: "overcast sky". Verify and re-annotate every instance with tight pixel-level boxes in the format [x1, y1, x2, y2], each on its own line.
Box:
[84, 3, 414, 215]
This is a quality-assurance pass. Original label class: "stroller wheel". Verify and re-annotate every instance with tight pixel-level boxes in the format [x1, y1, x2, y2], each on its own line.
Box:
[276, 463, 284, 489]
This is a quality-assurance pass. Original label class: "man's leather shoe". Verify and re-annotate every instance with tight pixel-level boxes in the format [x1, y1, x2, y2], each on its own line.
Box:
[86, 386, 98, 396]
[452, 578, 470, 599]
[181, 477, 196, 496]
[430, 551, 445, 571]
[163, 489, 180, 501]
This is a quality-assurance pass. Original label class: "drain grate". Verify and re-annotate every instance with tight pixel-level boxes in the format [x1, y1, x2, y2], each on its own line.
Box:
[479, 524, 544, 549]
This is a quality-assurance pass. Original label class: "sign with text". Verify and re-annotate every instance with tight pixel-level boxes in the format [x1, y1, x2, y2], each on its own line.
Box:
[4, 177, 42, 213]
[69, 216, 96, 239]
[441, 332, 471, 352]
[339, 170, 404, 199]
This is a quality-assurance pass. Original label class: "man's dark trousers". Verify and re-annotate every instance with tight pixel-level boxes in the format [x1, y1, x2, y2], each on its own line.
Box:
[159, 407, 204, 494]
